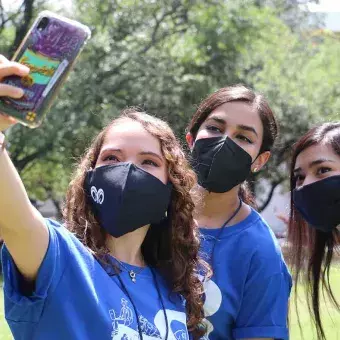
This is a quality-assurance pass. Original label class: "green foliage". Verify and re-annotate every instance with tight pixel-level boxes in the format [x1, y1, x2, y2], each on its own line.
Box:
[1, 0, 339, 208]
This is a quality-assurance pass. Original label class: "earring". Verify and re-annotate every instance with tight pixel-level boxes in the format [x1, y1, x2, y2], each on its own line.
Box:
[253, 168, 258, 173]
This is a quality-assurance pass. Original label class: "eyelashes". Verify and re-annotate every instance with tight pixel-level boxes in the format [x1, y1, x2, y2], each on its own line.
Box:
[142, 159, 159, 167]
[206, 126, 253, 144]
[206, 125, 222, 133]
[236, 135, 253, 144]
[101, 154, 159, 168]
[103, 155, 118, 162]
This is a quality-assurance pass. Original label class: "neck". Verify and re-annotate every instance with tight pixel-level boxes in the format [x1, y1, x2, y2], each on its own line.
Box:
[200, 186, 240, 219]
[106, 225, 149, 266]
[196, 185, 249, 229]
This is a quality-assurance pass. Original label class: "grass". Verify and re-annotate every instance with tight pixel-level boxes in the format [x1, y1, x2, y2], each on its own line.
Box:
[0, 278, 12, 340]
[0, 269, 340, 339]
[290, 265, 340, 340]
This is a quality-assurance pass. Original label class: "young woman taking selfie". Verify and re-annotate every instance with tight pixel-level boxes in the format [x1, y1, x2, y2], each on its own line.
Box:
[186, 85, 292, 340]
[288, 122, 340, 340]
[0, 56, 207, 340]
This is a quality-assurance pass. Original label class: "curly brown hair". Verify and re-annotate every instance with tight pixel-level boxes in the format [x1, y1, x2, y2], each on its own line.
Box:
[63, 108, 207, 338]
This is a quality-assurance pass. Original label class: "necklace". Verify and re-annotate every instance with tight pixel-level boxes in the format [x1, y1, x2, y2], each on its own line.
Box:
[112, 257, 145, 283]
[117, 269, 169, 340]
[210, 198, 243, 265]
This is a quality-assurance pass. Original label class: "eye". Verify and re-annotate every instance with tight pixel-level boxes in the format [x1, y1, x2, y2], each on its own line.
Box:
[103, 154, 119, 162]
[294, 174, 305, 187]
[142, 159, 159, 167]
[206, 125, 222, 133]
[236, 134, 253, 144]
[316, 167, 332, 175]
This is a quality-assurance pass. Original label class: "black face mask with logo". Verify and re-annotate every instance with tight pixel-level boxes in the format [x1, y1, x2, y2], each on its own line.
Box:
[191, 136, 253, 193]
[84, 163, 172, 238]
[293, 175, 340, 232]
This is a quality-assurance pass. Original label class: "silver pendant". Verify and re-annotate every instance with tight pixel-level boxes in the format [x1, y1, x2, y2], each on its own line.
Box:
[129, 270, 136, 283]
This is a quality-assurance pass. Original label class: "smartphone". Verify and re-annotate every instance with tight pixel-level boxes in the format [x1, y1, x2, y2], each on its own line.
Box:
[0, 11, 91, 128]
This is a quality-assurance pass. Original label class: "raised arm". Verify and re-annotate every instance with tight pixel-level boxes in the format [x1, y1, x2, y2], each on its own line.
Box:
[0, 55, 48, 281]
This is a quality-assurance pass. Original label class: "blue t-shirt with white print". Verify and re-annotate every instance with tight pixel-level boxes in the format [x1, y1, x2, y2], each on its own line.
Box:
[2, 219, 191, 340]
[199, 207, 292, 340]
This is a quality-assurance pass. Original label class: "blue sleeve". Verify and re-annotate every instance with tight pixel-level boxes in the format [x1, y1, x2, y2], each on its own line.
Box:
[232, 268, 292, 340]
[1, 219, 70, 323]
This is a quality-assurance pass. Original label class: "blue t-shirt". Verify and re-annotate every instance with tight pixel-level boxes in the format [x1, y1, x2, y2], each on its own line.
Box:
[199, 207, 292, 340]
[1, 219, 191, 340]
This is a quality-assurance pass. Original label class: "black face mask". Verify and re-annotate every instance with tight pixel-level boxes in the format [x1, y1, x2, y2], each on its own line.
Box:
[191, 136, 252, 193]
[293, 175, 340, 232]
[84, 163, 172, 238]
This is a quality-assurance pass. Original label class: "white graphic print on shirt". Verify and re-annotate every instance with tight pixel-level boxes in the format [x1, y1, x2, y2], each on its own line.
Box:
[109, 298, 189, 340]
[198, 275, 222, 340]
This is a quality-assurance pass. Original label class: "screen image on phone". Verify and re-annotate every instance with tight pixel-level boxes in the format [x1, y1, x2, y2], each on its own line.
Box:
[0, 11, 91, 128]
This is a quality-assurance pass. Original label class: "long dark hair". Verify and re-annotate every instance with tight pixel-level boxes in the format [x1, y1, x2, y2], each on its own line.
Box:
[288, 122, 340, 340]
[187, 84, 278, 206]
[63, 108, 208, 338]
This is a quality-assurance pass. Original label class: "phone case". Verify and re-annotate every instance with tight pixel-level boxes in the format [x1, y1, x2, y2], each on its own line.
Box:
[0, 11, 91, 128]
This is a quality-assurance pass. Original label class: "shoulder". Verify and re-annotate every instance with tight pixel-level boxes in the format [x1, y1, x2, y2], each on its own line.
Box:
[45, 218, 75, 249]
[243, 209, 289, 277]
[45, 218, 95, 263]
[243, 209, 282, 255]
[46, 218, 84, 245]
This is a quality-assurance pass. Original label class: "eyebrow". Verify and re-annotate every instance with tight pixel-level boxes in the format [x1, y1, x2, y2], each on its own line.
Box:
[293, 159, 335, 173]
[139, 151, 164, 162]
[100, 148, 163, 162]
[309, 158, 335, 167]
[206, 116, 226, 125]
[206, 116, 258, 137]
[100, 147, 122, 154]
[237, 124, 258, 137]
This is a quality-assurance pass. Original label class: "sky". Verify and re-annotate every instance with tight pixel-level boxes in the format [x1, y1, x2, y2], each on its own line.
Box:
[307, 0, 340, 31]
[307, 0, 340, 12]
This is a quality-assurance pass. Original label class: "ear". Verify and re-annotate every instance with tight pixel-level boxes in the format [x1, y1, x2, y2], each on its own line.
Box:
[186, 132, 194, 150]
[251, 151, 271, 173]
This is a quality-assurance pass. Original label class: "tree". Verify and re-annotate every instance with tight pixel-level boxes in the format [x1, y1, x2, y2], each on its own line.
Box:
[240, 11, 339, 211]
[5, 0, 281, 200]
[0, 0, 337, 212]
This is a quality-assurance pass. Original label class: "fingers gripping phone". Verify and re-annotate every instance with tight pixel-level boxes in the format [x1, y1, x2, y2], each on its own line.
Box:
[0, 11, 91, 128]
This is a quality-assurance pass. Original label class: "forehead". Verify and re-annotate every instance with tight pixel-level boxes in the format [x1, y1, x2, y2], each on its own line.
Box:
[103, 120, 162, 153]
[295, 143, 340, 168]
[208, 101, 263, 132]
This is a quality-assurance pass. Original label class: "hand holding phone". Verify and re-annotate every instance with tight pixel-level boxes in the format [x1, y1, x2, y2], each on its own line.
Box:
[0, 11, 91, 128]
[0, 55, 30, 131]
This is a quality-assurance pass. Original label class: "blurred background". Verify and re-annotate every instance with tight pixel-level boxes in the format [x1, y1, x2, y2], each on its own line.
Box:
[0, 0, 340, 339]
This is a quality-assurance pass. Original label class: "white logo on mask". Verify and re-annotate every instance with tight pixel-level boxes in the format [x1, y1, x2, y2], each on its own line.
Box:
[91, 186, 105, 204]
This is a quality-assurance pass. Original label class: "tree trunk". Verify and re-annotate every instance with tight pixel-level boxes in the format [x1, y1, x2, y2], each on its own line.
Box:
[258, 181, 280, 213]
[10, 0, 35, 55]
